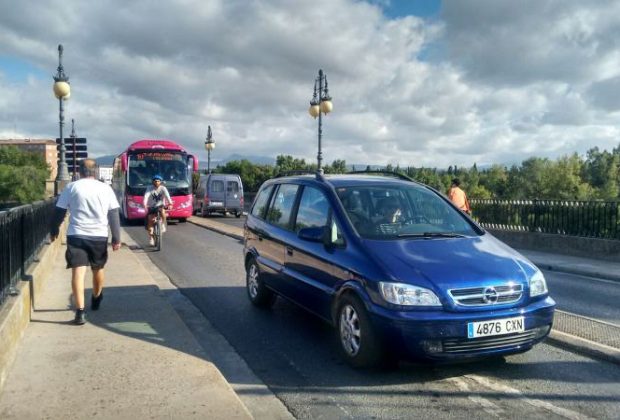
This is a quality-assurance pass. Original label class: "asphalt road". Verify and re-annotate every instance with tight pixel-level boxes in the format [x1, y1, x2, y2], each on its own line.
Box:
[125, 222, 620, 419]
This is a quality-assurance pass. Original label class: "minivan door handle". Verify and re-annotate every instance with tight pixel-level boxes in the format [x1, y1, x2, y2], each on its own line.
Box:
[255, 228, 269, 241]
[286, 246, 294, 256]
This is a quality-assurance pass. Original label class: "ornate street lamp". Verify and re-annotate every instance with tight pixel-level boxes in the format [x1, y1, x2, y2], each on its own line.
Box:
[204, 125, 215, 174]
[308, 69, 333, 172]
[53, 44, 71, 192]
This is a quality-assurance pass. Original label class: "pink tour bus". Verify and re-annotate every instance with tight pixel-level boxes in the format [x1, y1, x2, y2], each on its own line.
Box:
[112, 140, 198, 222]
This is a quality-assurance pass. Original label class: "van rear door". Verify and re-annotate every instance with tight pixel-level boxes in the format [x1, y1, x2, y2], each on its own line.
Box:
[208, 178, 226, 208]
[226, 178, 242, 210]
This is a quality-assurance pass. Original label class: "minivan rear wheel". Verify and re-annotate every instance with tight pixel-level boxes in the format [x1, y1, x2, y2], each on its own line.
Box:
[246, 258, 276, 308]
[337, 294, 383, 368]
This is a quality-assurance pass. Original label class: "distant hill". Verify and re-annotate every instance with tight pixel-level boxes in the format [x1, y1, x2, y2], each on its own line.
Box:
[95, 155, 116, 166]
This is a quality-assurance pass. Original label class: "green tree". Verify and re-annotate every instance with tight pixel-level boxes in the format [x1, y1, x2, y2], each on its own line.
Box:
[325, 159, 347, 174]
[275, 155, 311, 174]
[547, 154, 592, 200]
[583, 146, 619, 200]
[469, 184, 492, 199]
[468, 163, 480, 191]
[480, 165, 509, 198]
[0, 146, 50, 204]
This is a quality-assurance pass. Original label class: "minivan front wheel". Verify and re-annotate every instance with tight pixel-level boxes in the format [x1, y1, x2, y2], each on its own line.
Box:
[337, 295, 383, 368]
[246, 258, 276, 308]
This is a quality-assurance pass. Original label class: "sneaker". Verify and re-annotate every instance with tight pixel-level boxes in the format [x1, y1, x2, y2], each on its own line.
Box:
[161, 224, 166, 233]
[149, 237, 155, 246]
[91, 291, 103, 311]
[74, 309, 86, 325]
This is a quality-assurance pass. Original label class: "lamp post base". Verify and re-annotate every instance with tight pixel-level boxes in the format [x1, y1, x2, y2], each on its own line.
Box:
[54, 179, 70, 196]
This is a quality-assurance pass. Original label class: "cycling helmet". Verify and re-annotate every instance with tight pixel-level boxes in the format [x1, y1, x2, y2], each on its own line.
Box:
[152, 174, 163, 181]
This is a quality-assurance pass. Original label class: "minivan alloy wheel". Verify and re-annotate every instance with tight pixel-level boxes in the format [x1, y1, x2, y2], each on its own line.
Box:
[248, 263, 259, 299]
[340, 304, 361, 356]
[245, 258, 276, 308]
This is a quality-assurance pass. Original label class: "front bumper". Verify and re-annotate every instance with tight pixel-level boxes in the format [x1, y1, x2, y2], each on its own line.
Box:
[125, 195, 193, 220]
[369, 296, 556, 360]
[126, 206, 192, 220]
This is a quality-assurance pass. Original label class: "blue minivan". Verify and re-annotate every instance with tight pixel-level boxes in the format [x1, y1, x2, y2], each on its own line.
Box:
[243, 172, 555, 368]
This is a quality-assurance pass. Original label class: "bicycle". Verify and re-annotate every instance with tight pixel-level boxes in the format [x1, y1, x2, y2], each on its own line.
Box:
[150, 205, 168, 251]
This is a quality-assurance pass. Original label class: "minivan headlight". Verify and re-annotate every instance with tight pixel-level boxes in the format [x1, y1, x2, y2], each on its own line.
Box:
[529, 270, 548, 297]
[379, 282, 441, 306]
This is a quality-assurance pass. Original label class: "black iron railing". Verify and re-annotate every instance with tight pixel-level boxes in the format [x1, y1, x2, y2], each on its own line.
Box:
[0, 199, 56, 306]
[470, 199, 620, 240]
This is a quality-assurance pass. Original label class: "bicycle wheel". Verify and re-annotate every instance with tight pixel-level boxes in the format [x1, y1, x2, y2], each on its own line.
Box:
[155, 218, 162, 251]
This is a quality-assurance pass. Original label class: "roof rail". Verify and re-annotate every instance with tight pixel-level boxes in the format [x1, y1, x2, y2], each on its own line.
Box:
[274, 170, 317, 178]
[346, 170, 415, 182]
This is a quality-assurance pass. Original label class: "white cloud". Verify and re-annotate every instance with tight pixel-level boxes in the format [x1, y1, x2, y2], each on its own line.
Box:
[0, 0, 618, 168]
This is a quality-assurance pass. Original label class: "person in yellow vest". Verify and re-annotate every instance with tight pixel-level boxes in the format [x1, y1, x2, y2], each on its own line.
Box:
[448, 178, 471, 215]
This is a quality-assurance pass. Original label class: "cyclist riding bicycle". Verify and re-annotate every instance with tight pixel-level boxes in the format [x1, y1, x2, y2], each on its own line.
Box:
[143, 174, 172, 246]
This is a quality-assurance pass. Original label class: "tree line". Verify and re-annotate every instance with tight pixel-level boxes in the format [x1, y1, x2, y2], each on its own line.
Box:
[210, 144, 620, 201]
[1, 143, 619, 204]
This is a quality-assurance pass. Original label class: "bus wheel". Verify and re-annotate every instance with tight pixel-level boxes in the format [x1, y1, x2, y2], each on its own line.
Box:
[178, 218, 187, 223]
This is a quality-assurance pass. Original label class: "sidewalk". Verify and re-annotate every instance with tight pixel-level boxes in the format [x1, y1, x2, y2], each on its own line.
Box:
[188, 216, 620, 365]
[516, 249, 620, 283]
[0, 231, 251, 419]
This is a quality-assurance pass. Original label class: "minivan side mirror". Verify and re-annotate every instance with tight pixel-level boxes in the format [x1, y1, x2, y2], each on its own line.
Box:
[298, 226, 327, 243]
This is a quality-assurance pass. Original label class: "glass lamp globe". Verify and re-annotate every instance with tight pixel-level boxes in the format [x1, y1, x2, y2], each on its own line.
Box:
[308, 104, 320, 118]
[53, 81, 71, 99]
[320, 99, 333, 114]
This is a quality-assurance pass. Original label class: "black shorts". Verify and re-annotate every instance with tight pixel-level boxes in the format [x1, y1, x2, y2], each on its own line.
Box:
[147, 206, 163, 215]
[65, 236, 108, 269]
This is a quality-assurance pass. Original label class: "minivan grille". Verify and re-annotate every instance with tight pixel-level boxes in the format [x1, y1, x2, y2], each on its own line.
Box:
[448, 284, 523, 306]
[443, 329, 537, 353]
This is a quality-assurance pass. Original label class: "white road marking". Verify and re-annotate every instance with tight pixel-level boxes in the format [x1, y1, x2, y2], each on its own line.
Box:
[465, 374, 595, 420]
[446, 377, 503, 418]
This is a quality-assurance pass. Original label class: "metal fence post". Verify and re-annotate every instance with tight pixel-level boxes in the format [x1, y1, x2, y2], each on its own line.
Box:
[535, 199, 542, 232]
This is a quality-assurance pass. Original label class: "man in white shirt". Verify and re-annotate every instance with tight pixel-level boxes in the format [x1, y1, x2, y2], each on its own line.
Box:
[50, 159, 121, 325]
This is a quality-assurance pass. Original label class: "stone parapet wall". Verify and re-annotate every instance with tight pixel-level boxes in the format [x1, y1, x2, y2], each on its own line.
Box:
[487, 229, 620, 261]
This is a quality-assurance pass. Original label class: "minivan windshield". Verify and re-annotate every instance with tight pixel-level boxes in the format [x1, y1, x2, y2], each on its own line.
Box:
[336, 184, 479, 239]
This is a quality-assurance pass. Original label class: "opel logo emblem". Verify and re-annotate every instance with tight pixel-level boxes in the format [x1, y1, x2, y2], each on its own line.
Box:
[482, 287, 498, 304]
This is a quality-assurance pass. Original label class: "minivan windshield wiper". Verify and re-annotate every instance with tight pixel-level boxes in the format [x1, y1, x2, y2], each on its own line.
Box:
[397, 232, 466, 239]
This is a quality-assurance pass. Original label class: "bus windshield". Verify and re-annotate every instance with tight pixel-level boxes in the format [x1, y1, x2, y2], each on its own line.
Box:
[127, 151, 190, 195]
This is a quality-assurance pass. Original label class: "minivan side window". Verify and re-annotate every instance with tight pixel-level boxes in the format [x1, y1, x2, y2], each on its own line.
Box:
[227, 181, 239, 193]
[267, 184, 299, 229]
[211, 180, 224, 192]
[295, 186, 329, 232]
[250, 185, 274, 219]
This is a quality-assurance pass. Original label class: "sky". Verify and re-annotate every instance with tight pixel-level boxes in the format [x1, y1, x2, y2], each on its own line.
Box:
[0, 0, 619, 168]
